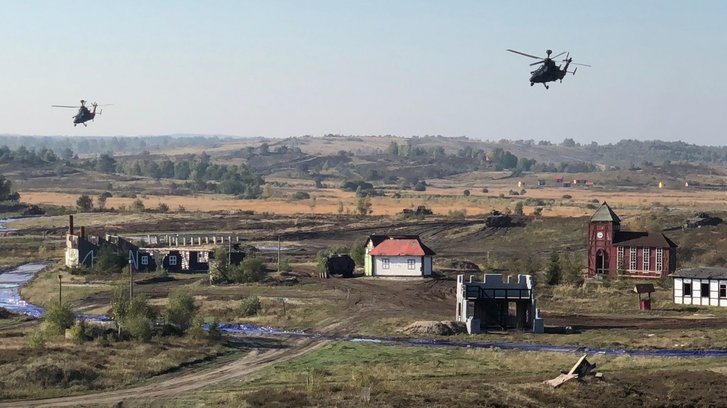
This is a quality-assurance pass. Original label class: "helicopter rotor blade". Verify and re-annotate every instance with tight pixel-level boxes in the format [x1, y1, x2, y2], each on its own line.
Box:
[506, 49, 542, 60]
[51, 105, 79, 108]
[551, 51, 567, 59]
[529, 60, 545, 66]
[570, 63, 591, 67]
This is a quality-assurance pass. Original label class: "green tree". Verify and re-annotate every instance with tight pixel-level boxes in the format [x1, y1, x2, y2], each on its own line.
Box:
[349, 239, 366, 266]
[111, 286, 157, 339]
[386, 141, 399, 156]
[76, 194, 93, 211]
[157, 202, 170, 213]
[544, 253, 562, 285]
[165, 290, 198, 333]
[210, 246, 230, 283]
[93, 245, 127, 274]
[0, 175, 19, 202]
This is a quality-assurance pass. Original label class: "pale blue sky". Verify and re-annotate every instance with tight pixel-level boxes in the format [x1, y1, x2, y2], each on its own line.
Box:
[0, 1, 725, 144]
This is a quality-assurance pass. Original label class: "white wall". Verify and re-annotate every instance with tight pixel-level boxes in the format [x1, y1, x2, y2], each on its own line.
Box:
[673, 277, 727, 307]
[373, 256, 431, 277]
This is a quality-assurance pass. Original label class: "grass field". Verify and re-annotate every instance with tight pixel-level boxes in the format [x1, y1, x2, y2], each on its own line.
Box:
[149, 341, 727, 408]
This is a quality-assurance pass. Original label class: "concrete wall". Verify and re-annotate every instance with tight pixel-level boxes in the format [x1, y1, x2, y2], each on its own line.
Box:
[674, 277, 727, 307]
[372, 256, 430, 277]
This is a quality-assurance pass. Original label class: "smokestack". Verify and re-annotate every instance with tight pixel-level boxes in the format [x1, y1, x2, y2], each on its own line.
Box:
[69, 215, 74, 236]
[80, 226, 86, 239]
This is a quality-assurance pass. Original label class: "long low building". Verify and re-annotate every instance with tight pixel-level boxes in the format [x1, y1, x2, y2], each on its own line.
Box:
[672, 267, 727, 307]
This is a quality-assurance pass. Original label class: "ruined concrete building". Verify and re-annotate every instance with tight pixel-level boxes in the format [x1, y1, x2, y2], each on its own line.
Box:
[456, 273, 544, 333]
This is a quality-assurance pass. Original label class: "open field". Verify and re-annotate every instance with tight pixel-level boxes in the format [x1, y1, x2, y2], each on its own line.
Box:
[147, 341, 727, 408]
[5, 180, 727, 406]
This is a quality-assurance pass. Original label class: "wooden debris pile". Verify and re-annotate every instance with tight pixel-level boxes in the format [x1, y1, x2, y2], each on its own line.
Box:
[545, 354, 603, 388]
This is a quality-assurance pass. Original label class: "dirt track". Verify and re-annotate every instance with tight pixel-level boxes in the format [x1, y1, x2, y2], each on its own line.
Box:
[0, 337, 326, 408]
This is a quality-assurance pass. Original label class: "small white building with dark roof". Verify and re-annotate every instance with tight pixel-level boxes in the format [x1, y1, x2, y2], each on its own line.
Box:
[672, 267, 727, 307]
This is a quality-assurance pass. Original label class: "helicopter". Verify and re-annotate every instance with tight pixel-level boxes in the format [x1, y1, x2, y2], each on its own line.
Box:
[51, 100, 111, 126]
[506, 49, 591, 89]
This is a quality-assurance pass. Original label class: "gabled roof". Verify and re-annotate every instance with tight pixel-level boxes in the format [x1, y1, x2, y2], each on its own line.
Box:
[591, 202, 621, 223]
[613, 231, 677, 248]
[367, 234, 421, 247]
[368, 238, 436, 256]
[671, 267, 727, 279]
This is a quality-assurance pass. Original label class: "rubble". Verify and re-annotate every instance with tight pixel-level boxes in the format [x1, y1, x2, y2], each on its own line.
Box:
[545, 354, 602, 388]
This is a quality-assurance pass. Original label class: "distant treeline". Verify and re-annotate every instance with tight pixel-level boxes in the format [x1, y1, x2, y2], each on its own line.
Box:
[82, 153, 264, 198]
[0, 135, 240, 156]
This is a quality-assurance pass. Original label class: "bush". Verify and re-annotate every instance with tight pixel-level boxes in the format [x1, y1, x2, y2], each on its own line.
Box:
[43, 301, 75, 335]
[76, 194, 93, 211]
[291, 191, 311, 200]
[413, 181, 427, 191]
[463, 189, 470, 196]
[157, 202, 170, 213]
[26, 328, 47, 349]
[349, 240, 366, 267]
[126, 315, 153, 341]
[165, 290, 198, 333]
[229, 257, 266, 283]
[129, 198, 145, 213]
[240, 296, 262, 317]
[68, 320, 87, 343]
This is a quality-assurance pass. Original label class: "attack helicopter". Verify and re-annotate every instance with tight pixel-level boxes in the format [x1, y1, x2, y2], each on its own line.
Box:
[51, 100, 111, 126]
[506, 49, 591, 89]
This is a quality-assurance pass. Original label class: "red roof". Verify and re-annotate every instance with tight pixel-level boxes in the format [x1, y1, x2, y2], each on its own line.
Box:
[368, 238, 435, 256]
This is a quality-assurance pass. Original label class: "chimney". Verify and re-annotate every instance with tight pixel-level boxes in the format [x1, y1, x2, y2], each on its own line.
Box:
[69, 215, 74, 236]
[80, 226, 86, 239]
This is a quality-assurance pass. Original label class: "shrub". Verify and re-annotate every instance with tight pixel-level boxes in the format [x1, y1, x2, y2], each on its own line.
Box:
[229, 257, 266, 283]
[349, 240, 366, 267]
[26, 328, 47, 349]
[188, 316, 206, 340]
[463, 190, 470, 197]
[129, 198, 145, 213]
[413, 181, 427, 191]
[43, 301, 75, 335]
[157, 202, 170, 213]
[240, 296, 262, 317]
[68, 320, 87, 343]
[165, 290, 198, 333]
[76, 194, 93, 211]
[291, 191, 311, 200]
[126, 315, 153, 341]
[562, 194, 573, 199]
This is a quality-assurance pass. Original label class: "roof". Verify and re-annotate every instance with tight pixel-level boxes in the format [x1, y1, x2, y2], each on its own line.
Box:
[367, 234, 421, 247]
[671, 267, 727, 280]
[368, 238, 436, 256]
[633, 284, 655, 294]
[613, 231, 677, 248]
[590, 202, 621, 223]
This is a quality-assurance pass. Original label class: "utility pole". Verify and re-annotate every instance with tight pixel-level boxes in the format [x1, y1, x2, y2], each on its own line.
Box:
[277, 236, 281, 272]
[128, 260, 134, 298]
[58, 274, 62, 305]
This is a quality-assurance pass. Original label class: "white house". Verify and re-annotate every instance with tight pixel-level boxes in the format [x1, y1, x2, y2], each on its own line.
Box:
[365, 236, 435, 277]
[672, 267, 727, 307]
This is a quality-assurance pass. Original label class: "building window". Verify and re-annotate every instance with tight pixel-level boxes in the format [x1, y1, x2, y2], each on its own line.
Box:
[630, 247, 637, 270]
[169, 256, 177, 266]
[617, 247, 624, 270]
[141, 255, 148, 265]
[642, 248, 650, 271]
[701, 282, 710, 298]
[382, 258, 390, 269]
[197, 252, 208, 263]
[655, 248, 663, 271]
[407, 259, 415, 270]
[720, 284, 726, 298]
[684, 282, 692, 296]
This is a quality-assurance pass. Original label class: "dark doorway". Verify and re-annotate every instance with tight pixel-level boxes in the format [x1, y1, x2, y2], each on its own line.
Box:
[701, 282, 710, 298]
[596, 250, 609, 274]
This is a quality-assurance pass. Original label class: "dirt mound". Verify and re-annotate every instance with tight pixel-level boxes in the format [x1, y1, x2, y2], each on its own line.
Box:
[401, 320, 466, 336]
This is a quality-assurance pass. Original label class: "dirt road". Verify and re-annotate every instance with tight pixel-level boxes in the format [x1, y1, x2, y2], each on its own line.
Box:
[1, 337, 326, 408]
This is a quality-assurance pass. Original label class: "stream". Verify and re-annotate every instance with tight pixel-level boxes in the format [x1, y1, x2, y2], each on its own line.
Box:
[4, 263, 727, 357]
